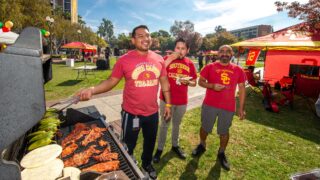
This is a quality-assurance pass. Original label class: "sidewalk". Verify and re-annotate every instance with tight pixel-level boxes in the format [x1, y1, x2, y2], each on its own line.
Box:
[48, 85, 206, 123]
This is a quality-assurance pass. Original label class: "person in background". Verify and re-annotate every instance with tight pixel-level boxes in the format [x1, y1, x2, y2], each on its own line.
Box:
[198, 51, 204, 71]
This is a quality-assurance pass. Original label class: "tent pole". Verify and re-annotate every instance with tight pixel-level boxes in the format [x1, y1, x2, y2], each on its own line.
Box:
[263, 46, 268, 80]
[237, 47, 240, 65]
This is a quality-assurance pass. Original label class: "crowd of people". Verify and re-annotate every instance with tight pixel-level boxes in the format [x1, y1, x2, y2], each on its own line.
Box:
[76, 25, 246, 179]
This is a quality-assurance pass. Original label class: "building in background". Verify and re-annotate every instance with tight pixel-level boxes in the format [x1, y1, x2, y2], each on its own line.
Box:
[229, 25, 273, 39]
[50, 0, 78, 24]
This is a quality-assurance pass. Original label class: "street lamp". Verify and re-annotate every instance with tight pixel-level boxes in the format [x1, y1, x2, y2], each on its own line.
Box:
[77, 29, 81, 41]
[46, 16, 54, 56]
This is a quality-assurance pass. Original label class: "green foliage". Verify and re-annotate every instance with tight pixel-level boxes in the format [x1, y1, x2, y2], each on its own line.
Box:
[97, 18, 114, 42]
[275, 0, 320, 32]
[201, 26, 238, 50]
[45, 57, 123, 101]
[0, 1, 107, 52]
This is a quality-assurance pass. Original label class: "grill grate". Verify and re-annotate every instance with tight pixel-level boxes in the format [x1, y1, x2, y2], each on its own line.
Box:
[59, 119, 139, 180]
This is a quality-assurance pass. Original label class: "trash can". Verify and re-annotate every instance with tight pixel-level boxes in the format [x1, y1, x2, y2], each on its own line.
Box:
[66, 58, 74, 67]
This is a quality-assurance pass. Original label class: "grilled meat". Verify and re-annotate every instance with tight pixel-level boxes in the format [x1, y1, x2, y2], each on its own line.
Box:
[82, 161, 120, 173]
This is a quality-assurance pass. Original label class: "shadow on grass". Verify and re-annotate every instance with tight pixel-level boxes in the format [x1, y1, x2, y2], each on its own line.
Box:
[154, 151, 175, 174]
[179, 155, 203, 180]
[206, 160, 221, 180]
[244, 93, 320, 144]
[57, 80, 83, 86]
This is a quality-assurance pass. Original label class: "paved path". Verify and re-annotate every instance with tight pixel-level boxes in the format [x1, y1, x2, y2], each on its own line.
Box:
[48, 85, 206, 123]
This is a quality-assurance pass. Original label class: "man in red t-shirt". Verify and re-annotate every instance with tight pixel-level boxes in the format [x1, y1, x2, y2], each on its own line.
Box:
[192, 45, 246, 171]
[153, 38, 197, 163]
[76, 25, 171, 179]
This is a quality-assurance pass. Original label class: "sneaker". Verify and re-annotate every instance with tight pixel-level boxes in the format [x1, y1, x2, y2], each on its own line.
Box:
[153, 149, 162, 163]
[142, 164, 157, 179]
[172, 146, 186, 159]
[192, 144, 206, 157]
[217, 152, 230, 171]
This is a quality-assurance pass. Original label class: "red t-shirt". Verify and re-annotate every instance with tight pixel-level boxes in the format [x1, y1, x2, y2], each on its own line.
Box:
[111, 50, 167, 116]
[160, 57, 197, 105]
[200, 62, 246, 112]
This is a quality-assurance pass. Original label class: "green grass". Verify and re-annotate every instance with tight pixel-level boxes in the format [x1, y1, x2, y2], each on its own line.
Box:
[132, 93, 320, 180]
[44, 57, 124, 101]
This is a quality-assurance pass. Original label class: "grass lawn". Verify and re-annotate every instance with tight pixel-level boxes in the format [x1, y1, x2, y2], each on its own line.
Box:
[133, 93, 320, 179]
[45, 57, 124, 101]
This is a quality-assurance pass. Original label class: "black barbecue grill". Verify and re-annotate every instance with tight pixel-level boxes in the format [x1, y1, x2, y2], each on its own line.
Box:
[60, 106, 145, 179]
[0, 27, 146, 180]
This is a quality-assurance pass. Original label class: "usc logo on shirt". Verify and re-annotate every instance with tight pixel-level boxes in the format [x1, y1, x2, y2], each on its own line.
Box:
[221, 72, 230, 85]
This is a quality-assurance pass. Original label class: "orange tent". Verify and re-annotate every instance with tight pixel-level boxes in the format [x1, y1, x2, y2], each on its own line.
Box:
[231, 23, 320, 84]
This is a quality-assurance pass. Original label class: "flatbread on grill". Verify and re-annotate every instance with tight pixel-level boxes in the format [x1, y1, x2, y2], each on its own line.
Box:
[58, 167, 81, 180]
[20, 144, 62, 168]
[21, 158, 64, 180]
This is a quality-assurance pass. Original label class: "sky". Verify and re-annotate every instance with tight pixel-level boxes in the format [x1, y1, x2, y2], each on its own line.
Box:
[78, 0, 309, 36]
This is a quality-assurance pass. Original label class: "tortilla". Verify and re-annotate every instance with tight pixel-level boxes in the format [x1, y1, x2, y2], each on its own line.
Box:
[21, 144, 62, 168]
[21, 158, 64, 180]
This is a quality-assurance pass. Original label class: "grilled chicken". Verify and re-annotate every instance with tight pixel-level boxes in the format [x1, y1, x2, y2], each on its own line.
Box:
[82, 161, 120, 173]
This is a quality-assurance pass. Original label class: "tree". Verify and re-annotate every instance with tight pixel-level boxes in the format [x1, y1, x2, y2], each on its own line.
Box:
[158, 30, 170, 38]
[117, 33, 132, 50]
[169, 20, 203, 54]
[151, 37, 160, 50]
[214, 31, 238, 50]
[170, 20, 194, 37]
[78, 15, 86, 26]
[215, 25, 226, 33]
[97, 18, 114, 42]
[275, 0, 320, 32]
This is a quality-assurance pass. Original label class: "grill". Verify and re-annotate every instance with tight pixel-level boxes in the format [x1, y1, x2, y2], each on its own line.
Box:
[0, 27, 146, 179]
[59, 106, 144, 179]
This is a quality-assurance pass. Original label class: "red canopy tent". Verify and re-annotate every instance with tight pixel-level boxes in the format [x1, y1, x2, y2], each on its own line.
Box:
[61, 41, 97, 53]
[231, 23, 320, 85]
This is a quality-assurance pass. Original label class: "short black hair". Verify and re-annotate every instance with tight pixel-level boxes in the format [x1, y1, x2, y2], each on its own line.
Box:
[175, 38, 189, 49]
[131, 25, 149, 37]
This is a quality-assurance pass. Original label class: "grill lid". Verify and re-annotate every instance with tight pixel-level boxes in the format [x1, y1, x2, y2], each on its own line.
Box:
[0, 27, 45, 151]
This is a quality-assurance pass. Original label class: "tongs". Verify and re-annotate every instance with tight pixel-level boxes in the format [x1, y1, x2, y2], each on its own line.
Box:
[49, 96, 80, 111]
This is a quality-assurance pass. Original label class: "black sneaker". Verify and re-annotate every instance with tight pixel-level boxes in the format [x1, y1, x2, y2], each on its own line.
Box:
[192, 144, 206, 157]
[153, 149, 162, 163]
[142, 164, 157, 179]
[172, 146, 186, 159]
[217, 152, 230, 171]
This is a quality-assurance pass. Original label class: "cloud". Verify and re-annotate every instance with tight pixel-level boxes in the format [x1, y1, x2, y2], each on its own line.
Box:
[130, 12, 145, 22]
[193, 0, 309, 34]
[83, 0, 107, 19]
[145, 12, 162, 20]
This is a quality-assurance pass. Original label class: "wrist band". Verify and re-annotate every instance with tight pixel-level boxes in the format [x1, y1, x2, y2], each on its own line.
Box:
[165, 103, 172, 108]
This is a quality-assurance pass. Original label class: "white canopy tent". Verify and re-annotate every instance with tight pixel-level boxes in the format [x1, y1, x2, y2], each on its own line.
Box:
[0, 29, 19, 44]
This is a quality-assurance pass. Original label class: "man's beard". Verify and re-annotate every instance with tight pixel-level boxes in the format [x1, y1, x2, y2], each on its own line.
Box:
[220, 55, 231, 63]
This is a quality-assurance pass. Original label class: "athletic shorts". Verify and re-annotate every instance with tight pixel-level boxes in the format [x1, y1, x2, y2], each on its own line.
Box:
[201, 104, 234, 135]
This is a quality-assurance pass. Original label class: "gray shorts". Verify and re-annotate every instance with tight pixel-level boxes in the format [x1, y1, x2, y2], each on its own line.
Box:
[201, 104, 234, 135]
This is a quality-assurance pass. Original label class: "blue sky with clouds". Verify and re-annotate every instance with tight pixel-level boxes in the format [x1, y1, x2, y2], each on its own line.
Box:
[78, 0, 308, 36]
